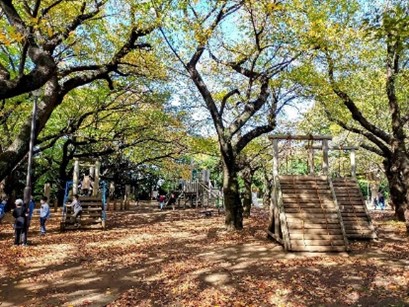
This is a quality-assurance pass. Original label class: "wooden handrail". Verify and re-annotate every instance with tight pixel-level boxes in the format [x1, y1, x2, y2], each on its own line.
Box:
[269, 134, 332, 141]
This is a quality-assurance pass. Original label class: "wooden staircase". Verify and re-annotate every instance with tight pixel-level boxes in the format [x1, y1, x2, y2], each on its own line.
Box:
[279, 176, 348, 252]
[332, 178, 376, 239]
[61, 196, 106, 230]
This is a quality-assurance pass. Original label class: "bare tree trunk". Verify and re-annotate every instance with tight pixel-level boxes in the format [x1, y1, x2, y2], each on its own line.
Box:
[384, 154, 409, 221]
[223, 160, 243, 230]
[242, 169, 252, 217]
[263, 169, 273, 208]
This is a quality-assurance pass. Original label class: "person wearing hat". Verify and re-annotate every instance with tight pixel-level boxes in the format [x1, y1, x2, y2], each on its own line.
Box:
[12, 199, 28, 245]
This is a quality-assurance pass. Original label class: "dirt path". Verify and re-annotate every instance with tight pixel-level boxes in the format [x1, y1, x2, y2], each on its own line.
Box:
[0, 205, 408, 306]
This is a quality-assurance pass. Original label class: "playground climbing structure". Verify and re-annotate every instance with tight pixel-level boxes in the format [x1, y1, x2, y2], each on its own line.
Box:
[60, 159, 107, 230]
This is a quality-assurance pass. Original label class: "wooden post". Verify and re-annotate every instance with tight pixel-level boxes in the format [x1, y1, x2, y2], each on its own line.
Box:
[196, 180, 199, 208]
[73, 159, 79, 195]
[350, 149, 356, 178]
[308, 146, 315, 175]
[93, 160, 100, 197]
[272, 139, 279, 178]
[272, 139, 280, 236]
[125, 184, 131, 210]
[322, 140, 329, 175]
[89, 165, 95, 178]
[44, 183, 51, 200]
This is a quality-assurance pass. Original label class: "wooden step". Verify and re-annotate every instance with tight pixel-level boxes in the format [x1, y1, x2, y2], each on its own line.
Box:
[341, 211, 368, 218]
[282, 190, 332, 195]
[342, 218, 371, 224]
[343, 223, 372, 228]
[348, 233, 377, 239]
[282, 199, 334, 205]
[284, 203, 336, 209]
[285, 208, 338, 214]
[77, 197, 101, 202]
[336, 196, 363, 202]
[289, 245, 347, 252]
[281, 184, 329, 189]
[280, 175, 326, 179]
[286, 212, 339, 219]
[288, 228, 343, 235]
[287, 222, 342, 229]
[289, 239, 346, 246]
[338, 206, 365, 211]
[283, 197, 334, 206]
[287, 218, 342, 225]
[81, 203, 103, 207]
[288, 233, 345, 240]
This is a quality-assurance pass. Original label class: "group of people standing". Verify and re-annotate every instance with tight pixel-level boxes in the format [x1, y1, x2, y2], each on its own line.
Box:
[0, 196, 51, 246]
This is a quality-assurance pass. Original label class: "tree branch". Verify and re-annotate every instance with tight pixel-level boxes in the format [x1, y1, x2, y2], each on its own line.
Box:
[323, 108, 391, 157]
[220, 89, 240, 117]
[325, 52, 392, 144]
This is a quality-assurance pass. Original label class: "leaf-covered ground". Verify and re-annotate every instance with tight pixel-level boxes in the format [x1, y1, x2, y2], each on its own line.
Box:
[0, 203, 408, 307]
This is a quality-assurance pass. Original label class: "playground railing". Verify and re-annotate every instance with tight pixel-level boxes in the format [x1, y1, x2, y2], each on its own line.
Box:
[62, 180, 73, 223]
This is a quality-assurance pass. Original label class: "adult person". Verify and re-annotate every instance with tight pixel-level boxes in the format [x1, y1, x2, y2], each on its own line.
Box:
[0, 198, 6, 223]
[377, 192, 385, 210]
[12, 199, 27, 245]
[39, 196, 50, 235]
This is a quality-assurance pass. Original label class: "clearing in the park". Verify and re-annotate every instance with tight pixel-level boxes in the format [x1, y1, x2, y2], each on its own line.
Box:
[0, 203, 408, 306]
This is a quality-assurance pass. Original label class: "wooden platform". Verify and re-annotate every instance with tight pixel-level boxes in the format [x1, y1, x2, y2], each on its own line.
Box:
[279, 176, 348, 252]
[332, 178, 376, 239]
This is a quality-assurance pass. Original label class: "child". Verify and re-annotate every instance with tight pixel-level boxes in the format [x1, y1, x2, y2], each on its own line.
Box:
[168, 193, 177, 210]
[39, 196, 50, 235]
[159, 194, 166, 210]
[378, 192, 385, 210]
[70, 194, 82, 225]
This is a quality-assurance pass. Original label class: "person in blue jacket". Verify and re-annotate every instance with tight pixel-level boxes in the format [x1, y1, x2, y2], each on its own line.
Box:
[0, 198, 6, 223]
[39, 196, 50, 235]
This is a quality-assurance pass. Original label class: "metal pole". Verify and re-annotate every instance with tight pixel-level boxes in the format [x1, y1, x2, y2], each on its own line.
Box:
[24, 95, 38, 205]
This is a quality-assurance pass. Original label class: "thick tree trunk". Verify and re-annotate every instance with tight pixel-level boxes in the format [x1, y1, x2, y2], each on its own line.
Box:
[264, 171, 276, 234]
[263, 170, 273, 208]
[0, 78, 60, 182]
[242, 169, 252, 218]
[223, 160, 243, 230]
[383, 154, 409, 221]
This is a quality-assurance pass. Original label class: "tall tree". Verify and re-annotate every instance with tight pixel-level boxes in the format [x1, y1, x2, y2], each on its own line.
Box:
[159, 0, 298, 230]
[291, 0, 409, 221]
[0, 0, 159, 181]
[31, 84, 187, 204]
